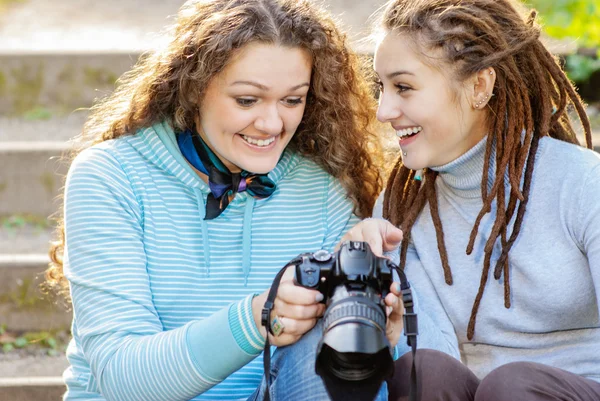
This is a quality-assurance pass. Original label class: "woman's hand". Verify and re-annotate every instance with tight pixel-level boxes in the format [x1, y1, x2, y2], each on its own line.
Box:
[252, 265, 326, 347]
[384, 282, 404, 348]
[338, 218, 403, 256]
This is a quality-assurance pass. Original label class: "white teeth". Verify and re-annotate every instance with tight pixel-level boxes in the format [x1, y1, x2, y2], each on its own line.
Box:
[242, 135, 276, 147]
[396, 126, 422, 139]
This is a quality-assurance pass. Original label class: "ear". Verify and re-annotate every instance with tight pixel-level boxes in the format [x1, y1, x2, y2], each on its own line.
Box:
[470, 68, 496, 110]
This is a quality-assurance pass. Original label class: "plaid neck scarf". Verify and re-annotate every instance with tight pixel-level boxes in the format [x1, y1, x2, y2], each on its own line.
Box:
[177, 130, 276, 220]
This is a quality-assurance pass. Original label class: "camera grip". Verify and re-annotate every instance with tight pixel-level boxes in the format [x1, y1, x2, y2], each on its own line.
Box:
[293, 261, 321, 288]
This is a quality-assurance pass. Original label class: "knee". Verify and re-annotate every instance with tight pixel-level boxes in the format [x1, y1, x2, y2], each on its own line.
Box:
[271, 321, 323, 373]
[388, 349, 479, 401]
[475, 362, 544, 401]
[396, 349, 468, 381]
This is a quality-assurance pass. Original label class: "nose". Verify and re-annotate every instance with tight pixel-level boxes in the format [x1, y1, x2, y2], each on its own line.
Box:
[376, 91, 402, 123]
[255, 103, 284, 135]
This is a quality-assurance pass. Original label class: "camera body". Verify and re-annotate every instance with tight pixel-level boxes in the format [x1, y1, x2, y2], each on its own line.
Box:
[294, 241, 393, 300]
[293, 241, 397, 401]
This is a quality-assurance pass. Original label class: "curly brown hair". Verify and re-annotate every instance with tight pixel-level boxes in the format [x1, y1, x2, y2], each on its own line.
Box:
[379, 0, 592, 340]
[46, 0, 384, 299]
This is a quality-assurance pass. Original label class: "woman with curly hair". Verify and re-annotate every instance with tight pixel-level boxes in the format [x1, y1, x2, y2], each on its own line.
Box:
[343, 0, 600, 399]
[44, 0, 400, 400]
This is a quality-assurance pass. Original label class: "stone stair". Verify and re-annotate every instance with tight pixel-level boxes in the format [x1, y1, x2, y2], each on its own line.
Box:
[0, 377, 66, 401]
[0, 1, 183, 400]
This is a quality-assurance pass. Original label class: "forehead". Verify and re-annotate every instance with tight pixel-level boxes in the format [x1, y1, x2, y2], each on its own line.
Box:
[373, 31, 432, 77]
[220, 42, 312, 85]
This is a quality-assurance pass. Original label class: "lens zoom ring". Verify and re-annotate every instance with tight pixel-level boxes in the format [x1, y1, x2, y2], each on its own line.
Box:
[324, 301, 385, 330]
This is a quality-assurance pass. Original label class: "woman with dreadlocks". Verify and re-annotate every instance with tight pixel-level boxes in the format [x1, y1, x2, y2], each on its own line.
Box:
[343, 0, 600, 399]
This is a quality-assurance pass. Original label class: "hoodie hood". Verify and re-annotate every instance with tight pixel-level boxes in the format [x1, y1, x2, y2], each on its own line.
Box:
[133, 121, 301, 284]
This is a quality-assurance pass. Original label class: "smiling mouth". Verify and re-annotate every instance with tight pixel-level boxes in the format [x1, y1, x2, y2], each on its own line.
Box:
[241, 134, 277, 147]
[396, 126, 422, 139]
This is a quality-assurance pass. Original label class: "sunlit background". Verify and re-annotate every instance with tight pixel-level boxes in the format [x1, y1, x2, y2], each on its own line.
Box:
[0, 0, 598, 399]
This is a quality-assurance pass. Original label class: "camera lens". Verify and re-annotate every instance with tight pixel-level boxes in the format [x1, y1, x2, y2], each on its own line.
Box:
[321, 348, 382, 381]
[315, 296, 394, 401]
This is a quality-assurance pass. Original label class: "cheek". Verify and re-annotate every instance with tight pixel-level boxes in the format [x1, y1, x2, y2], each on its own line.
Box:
[284, 106, 307, 131]
[221, 109, 255, 132]
[422, 98, 459, 135]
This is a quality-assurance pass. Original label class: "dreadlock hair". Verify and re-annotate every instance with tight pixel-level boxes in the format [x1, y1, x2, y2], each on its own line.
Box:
[379, 0, 592, 340]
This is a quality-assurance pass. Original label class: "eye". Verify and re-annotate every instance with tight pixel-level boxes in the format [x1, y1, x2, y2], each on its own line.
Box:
[283, 97, 304, 106]
[395, 84, 411, 94]
[236, 97, 257, 107]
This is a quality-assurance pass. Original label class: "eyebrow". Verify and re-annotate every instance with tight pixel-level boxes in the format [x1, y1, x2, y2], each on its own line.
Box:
[386, 70, 415, 79]
[231, 80, 310, 91]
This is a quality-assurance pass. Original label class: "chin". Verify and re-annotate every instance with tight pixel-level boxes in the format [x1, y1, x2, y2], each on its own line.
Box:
[239, 160, 279, 175]
[401, 158, 427, 171]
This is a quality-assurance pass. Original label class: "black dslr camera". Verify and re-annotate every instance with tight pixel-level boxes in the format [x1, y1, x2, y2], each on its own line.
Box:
[261, 241, 418, 401]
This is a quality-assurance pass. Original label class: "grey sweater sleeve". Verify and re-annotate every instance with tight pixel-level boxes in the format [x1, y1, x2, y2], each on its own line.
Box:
[577, 164, 600, 313]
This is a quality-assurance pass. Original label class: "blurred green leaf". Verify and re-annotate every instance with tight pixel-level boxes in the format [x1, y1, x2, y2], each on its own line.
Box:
[46, 337, 58, 349]
[14, 337, 28, 348]
[565, 54, 600, 83]
[526, 0, 600, 48]
[23, 106, 52, 121]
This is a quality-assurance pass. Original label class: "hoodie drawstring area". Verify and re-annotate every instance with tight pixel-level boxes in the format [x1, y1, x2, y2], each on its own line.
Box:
[194, 188, 211, 277]
[242, 197, 255, 286]
[194, 188, 255, 285]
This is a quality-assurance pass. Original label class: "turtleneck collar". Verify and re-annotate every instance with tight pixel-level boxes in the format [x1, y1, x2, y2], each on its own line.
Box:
[431, 136, 496, 199]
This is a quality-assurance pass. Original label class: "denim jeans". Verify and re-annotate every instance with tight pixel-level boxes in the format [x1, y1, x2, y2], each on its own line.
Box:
[248, 320, 389, 401]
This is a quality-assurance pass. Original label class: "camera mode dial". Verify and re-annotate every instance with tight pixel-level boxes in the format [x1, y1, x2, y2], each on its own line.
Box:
[313, 249, 332, 262]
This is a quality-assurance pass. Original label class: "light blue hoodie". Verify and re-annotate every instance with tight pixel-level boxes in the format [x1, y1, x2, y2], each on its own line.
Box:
[62, 121, 359, 400]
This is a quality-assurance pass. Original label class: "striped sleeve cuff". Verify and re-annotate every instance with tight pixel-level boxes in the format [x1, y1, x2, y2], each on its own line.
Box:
[228, 293, 266, 354]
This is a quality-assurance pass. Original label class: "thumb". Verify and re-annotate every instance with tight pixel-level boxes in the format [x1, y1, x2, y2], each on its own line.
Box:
[382, 221, 403, 251]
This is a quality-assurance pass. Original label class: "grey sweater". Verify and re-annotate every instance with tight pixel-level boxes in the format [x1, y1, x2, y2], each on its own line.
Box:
[377, 136, 600, 382]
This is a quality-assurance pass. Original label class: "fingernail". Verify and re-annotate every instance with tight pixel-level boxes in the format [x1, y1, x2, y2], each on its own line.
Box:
[315, 293, 324, 302]
[395, 283, 401, 292]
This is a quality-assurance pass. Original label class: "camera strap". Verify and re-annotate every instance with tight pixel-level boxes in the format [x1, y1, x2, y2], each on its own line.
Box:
[393, 267, 419, 401]
[259, 259, 419, 401]
[260, 259, 299, 401]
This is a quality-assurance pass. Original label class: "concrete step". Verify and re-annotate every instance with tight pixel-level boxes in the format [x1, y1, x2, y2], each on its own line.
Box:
[0, 115, 83, 216]
[0, 115, 86, 142]
[0, 355, 69, 401]
[0, 223, 53, 255]
[0, 0, 382, 53]
[0, 254, 72, 332]
[0, 377, 65, 401]
[0, 0, 185, 54]
[0, 140, 70, 217]
[0, 354, 68, 378]
[0, 52, 141, 116]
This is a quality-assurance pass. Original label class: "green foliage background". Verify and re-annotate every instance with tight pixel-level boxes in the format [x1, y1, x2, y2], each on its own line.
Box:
[524, 0, 600, 85]
[525, 0, 600, 49]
